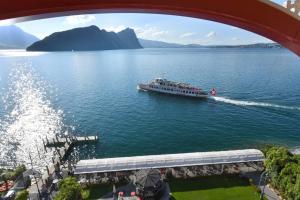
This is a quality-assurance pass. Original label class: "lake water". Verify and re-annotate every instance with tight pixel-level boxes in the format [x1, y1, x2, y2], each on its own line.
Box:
[0, 48, 300, 168]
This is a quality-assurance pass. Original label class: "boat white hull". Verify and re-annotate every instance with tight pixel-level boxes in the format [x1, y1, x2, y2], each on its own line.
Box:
[138, 84, 208, 98]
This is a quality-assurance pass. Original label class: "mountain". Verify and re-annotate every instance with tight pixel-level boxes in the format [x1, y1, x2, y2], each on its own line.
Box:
[207, 43, 282, 48]
[183, 44, 203, 48]
[139, 38, 282, 49]
[118, 28, 143, 49]
[138, 38, 183, 48]
[27, 26, 142, 51]
[0, 25, 39, 49]
[0, 44, 16, 49]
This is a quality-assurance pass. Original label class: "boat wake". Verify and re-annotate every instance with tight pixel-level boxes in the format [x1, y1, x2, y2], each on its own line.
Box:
[211, 96, 300, 111]
[137, 85, 147, 92]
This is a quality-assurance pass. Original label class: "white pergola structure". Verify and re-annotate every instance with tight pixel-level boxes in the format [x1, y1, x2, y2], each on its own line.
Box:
[74, 149, 264, 175]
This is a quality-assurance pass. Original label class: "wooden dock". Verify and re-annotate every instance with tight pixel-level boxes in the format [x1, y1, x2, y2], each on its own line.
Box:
[44, 135, 99, 148]
[45, 135, 98, 178]
[28, 134, 99, 199]
[43, 135, 99, 163]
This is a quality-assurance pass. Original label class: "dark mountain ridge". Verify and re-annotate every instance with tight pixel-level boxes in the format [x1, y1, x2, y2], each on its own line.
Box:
[27, 25, 142, 51]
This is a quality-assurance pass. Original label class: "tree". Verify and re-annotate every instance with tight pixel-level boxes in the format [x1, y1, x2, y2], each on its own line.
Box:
[265, 147, 292, 174]
[278, 162, 300, 199]
[0, 172, 13, 192]
[15, 190, 29, 200]
[12, 165, 26, 180]
[264, 146, 300, 200]
[0, 165, 26, 192]
[294, 175, 300, 200]
[54, 177, 83, 200]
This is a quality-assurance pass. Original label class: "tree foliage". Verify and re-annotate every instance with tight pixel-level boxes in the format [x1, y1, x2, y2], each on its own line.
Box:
[265, 146, 300, 200]
[0, 165, 26, 181]
[13, 165, 26, 179]
[54, 177, 82, 200]
[15, 190, 29, 200]
[0, 165, 27, 192]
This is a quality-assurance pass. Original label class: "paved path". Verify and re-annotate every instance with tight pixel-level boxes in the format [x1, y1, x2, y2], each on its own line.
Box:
[243, 172, 281, 200]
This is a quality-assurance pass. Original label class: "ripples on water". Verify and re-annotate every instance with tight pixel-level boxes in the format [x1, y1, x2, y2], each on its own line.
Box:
[0, 66, 66, 170]
[0, 48, 299, 162]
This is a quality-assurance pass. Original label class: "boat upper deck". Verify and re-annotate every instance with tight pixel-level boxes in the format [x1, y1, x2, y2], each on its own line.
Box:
[152, 78, 202, 90]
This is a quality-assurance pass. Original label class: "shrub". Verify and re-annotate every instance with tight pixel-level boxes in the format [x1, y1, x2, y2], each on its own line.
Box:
[256, 187, 262, 193]
[0, 165, 26, 182]
[13, 165, 26, 180]
[15, 190, 29, 200]
[54, 177, 82, 200]
[264, 146, 300, 200]
[248, 178, 253, 184]
[165, 169, 174, 180]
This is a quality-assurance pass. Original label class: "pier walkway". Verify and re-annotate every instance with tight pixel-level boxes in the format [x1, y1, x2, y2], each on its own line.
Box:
[44, 135, 99, 148]
[44, 134, 99, 177]
[43, 135, 99, 163]
[28, 134, 99, 200]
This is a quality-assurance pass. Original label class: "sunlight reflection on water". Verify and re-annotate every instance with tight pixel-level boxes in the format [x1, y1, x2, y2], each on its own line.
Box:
[0, 65, 67, 170]
[0, 50, 47, 57]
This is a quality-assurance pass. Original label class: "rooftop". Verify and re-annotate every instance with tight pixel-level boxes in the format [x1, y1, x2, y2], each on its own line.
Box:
[75, 149, 264, 175]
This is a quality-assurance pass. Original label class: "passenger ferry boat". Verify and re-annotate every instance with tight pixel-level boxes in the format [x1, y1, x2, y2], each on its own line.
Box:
[138, 78, 215, 98]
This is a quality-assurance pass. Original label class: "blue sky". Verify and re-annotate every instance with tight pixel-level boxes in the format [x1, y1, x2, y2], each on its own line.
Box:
[1, 0, 288, 45]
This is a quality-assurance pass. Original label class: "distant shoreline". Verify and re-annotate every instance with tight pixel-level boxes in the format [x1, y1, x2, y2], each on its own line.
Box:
[1, 44, 283, 51]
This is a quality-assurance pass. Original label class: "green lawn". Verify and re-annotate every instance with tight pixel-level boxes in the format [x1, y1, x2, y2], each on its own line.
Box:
[169, 175, 264, 200]
[82, 184, 113, 200]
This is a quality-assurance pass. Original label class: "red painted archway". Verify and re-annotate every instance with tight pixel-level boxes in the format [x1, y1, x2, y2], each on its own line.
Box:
[0, 0, 300, 56]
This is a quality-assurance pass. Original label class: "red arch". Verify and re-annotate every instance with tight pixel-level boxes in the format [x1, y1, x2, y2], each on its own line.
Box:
[1, 0, 300, 56]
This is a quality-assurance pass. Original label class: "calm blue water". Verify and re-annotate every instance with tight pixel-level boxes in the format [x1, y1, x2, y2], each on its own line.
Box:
[0, 48, 300, 162]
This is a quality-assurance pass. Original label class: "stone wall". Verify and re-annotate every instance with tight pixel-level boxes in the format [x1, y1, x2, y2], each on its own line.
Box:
[76, 162, 264, 184]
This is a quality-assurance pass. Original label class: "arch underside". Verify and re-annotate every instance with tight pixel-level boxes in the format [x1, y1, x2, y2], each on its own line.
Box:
[0, 0, 300, 56]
